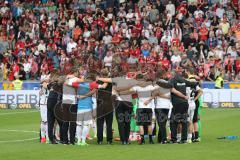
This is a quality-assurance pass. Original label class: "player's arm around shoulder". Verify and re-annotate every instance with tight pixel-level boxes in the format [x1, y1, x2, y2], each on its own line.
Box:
[170, 88, 188, 100]
[194, 86, 203, 101]
[118, 86, 137, 95]
[144, 89, 158, 106]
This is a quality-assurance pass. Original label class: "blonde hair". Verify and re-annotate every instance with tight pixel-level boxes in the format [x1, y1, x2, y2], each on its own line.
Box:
[100, 68, 109, 77]
[49, 70, 60, 82]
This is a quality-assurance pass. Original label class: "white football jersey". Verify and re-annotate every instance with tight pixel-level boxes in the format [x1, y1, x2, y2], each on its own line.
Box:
[186, 85, 200, 110]
[39, 88, 49, 105]
[132, 85, 159, 109]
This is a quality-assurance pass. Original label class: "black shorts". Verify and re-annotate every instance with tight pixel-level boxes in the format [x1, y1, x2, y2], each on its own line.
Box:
[193, 100, 200, 123]
[136, 108, 152, 126]
[171, 102, 189, 123]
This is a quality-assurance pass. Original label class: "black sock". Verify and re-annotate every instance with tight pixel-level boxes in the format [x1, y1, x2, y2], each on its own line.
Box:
[192, 133, 195, 141]
[149, 135, 153, 141]
[141, 135, 145, 141]
[195, 131, 199, 139]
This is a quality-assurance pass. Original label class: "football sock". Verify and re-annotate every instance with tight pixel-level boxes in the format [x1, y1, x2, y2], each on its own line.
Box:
[82, 125, 90, 143]
[149, 135, 153, 142]
[76, 124, 83, 141]
[40, 122, 46, 138]
[91, 122, 97, 137]
[195, 131, 199, 140]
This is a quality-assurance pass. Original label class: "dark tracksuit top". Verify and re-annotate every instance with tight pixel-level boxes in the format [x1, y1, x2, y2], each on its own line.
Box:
[169, 74, 198, 106]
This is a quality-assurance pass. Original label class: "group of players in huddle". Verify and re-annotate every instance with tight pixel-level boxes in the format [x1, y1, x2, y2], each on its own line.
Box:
[38, 65, 203, 146]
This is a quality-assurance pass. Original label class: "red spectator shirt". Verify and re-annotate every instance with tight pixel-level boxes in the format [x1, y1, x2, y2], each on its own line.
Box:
[199, 27, 208, 41]
[179, 45, 185, 52]
[64, 62, 74, 74]
[26, 40, 34, 49]
[161, 59, 170, 70]
[48, 42, 57, 50]
[134, 23, 143, 34]
[98, 18, 106, 29]
[160, 42, 169, 52]
[177, 4, 187, 15]
[14, 41, 25, 56]
[171, 38, 180, 46]
[12, 64, 20, 75]
[112, 33, 122, 44]
[41, 22, 48, 34]
[31, 61, 38, 74]
[47, 59, 54, 72]
[232, 0, 239, 8]
[155, 28, 162, 39]
[139, 56, 155, 64]
[41, 60, 49, 72]
[130, 48, 141, 58]
[195, 17, 204, 24]
[8, 71, 14, 81]
[58, 0, 66, 4]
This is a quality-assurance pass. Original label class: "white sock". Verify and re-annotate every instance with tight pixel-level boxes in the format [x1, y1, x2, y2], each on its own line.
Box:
[177, 134, 181, 142]
[133, 132, 138, 140]
[82, 125, 90, 143]
[55, 124, 60, 140]
[103, 122, 106, 137]
[132, 132, 135, 137]
[76, 125, 83, 141]
[45, 122, 49, 140]
[166, 121, 171, 139]
[166, 121, 170, 132]
[91, 121, 97, 137]
[40, 122, 46, 138]
[188, 134, 192, 141]
[129, 132, 133, 140]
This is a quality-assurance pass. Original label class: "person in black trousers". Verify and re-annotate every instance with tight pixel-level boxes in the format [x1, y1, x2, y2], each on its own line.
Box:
[61, 103, 77, 145]
[168, 69, 198, 144]
[47, 71, 63, 144]
[61, 70, 80, 145]
[115, 100, 133, 144]
[96, 69, 113, 144]
[97, 68, 138, 145]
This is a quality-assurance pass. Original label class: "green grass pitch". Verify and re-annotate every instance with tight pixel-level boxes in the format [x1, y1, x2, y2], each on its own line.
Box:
[0, 108, 239, 160]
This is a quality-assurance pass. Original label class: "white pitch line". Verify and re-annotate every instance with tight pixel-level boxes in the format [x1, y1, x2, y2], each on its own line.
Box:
[0, 129, 39, 133]
[0, 110, 38, 116]
[0, 137, 39, 143]
[0, 129, 39, 143]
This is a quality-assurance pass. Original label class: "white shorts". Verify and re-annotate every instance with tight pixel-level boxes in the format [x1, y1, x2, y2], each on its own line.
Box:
[188, 100, 196, 110]
[76, 109, 93, 125]
[40, 104, 47, 122]
[188, 108, 195, 122]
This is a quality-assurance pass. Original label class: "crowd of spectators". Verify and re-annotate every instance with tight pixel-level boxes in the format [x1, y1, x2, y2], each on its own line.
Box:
[0, 0, 240, 82]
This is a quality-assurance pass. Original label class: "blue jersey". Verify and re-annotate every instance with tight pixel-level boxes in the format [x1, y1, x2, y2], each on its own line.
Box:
[77, 83, 93, 110]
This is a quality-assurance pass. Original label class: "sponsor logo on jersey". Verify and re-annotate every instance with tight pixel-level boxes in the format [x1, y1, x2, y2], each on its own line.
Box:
[176, 83, 186, 86]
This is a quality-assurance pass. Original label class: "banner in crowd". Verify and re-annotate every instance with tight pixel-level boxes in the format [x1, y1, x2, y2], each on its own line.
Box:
[0, 81, 40, 90]
[202, 82, 240, 89]
[0, 88, 240, 109]
[0, 90, 39, 109]
[202, 89, 240, 108]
